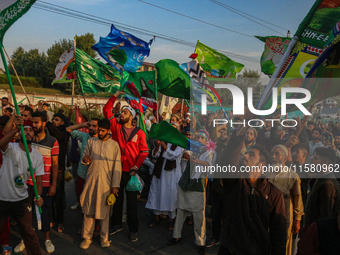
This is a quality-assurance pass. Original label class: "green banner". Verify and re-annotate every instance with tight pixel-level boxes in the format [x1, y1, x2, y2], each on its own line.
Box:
[259, 0, 340, 110]
[256, 36, 291, 76]
[75, 48, 121, 94]
[155, 59, 191, 99]
[0, 0, 36, 42]
[301, 23, 340, 107]
[296, 0, 340, 48]
[120, 70, 157, 109]
[149, 121, 188, 149]
[194, 41, 244, 79]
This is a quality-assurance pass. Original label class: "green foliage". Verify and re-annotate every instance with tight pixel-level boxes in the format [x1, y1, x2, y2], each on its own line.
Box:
[8, 48, 47, 82]
[8, 33, 97, 92]
[75, 33, 97, 58]
[0, 74, 43, 87]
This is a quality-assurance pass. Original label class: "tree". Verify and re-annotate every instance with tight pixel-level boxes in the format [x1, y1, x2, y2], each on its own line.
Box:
[213, 69, 263, 107]
[46, 33, 97, 92]
[75, 33, 96, 58]
[8, 47, 47, 82]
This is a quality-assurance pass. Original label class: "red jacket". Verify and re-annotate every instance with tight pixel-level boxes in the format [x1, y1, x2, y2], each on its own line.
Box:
[104, 96, 149, 173]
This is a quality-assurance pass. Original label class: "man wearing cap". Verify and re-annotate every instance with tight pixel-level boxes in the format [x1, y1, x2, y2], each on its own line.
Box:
[103, 90, 149, 242]
[170, 114, 180, 124]
[0, 115, 44, 255]
[268, 145, 304, 255]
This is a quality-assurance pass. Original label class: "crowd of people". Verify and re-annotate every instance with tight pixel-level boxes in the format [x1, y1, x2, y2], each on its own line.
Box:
[0, 92, 339, 255]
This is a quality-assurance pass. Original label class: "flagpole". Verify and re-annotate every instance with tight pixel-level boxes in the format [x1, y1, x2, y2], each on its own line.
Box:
[71, 37, 76, 108]
[185, 99, 202, 129]
[0, 42, 41, 213]
[256, 36, 298, 109]
[257, 0, 323, 110]
[3, 46, 31, 105]
[71, 80, 75, 107]
[82, 94, 90, 120]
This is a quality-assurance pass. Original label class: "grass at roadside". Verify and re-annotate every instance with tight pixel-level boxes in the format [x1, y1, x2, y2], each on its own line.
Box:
[0, 84, 66, 95]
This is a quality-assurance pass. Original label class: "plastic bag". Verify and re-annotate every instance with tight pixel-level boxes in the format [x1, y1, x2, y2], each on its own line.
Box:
[106, 193, 117, 206]
[126, 174, 144, 193]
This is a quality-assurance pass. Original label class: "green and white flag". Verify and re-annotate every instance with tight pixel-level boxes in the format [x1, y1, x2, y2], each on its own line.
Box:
[256, 36, 291, 76]
[194, 41, 244, 79]
[75, 48, 121, 94]
[0, 0, 36, 42]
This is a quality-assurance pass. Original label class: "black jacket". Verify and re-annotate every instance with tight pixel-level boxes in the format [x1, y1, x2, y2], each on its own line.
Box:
[220, 134, 287, 255]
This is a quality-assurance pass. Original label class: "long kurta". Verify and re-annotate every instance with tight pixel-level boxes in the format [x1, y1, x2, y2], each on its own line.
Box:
[80, 137, 122, 220]
[268, 166, 304, 255]
[177, 150, 213, 212]
[146, 143, 183, 216]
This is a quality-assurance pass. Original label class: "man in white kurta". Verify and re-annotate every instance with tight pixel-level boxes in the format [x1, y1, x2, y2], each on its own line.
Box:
[146, 141, 183, 219]
[79, 119, 122, 249]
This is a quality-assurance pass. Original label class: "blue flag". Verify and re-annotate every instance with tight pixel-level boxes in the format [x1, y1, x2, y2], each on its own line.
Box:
[92, 25, 153, 72]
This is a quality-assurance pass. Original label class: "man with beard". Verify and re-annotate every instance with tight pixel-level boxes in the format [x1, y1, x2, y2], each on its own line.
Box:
[218, 126, 287, 255]
[66, 118, 99, 210]
[268, 145, 304, 255]
[0, 115, 44, 255]
[291, 144, 310, 206]
[241, 127, 257, 155]
[14, 111, 59, 254]
[46, 112, 69, 233]
[22, 106, 33, 121]
[308, 128, 324, 162]
[104, 91, 149, 242]
[0, 97, 12, 116]
[79, 118, 122, 249]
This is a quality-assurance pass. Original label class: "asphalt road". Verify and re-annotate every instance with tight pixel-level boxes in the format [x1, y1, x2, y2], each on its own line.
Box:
[8, 179, 220, 255]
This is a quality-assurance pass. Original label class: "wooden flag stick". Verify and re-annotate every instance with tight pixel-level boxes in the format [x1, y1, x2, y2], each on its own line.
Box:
[3, 46, 31, 105]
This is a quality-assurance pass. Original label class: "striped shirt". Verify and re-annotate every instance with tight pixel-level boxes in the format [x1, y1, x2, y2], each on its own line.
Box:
[27, 133, 59, 187]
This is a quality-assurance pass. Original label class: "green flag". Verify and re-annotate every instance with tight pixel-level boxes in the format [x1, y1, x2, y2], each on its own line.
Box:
[0, 0, 36, 42]
[256, 36, 291, 76]
[299, 22, 340, 107]
[75, 48, 121, 94]
[155, 59, 191, 99]
[258, 0, 340, 110]
[194, 41, 244, 78]
[149, 121, 188, 149]
[295, 0, 340, 48]
[120, 70, 157, 109]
